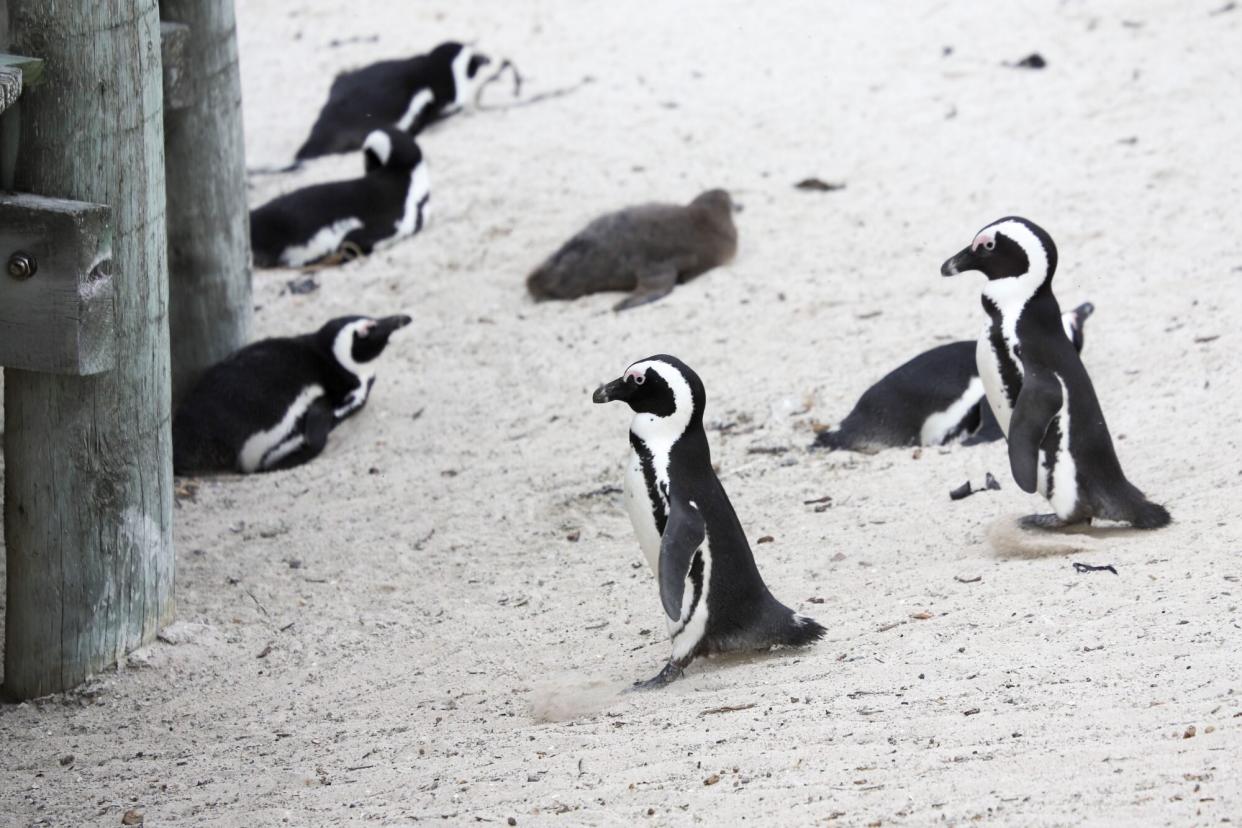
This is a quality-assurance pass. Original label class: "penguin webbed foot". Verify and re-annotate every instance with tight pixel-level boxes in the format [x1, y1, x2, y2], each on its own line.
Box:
[1019, 513, 1089, 531]
[627, 660, 684, 692]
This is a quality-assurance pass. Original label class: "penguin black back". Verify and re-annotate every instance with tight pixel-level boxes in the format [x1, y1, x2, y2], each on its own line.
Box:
[173, 315, 411, 474]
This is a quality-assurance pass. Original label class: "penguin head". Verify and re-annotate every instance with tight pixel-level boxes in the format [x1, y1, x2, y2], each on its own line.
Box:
[1061, 301, 1095, 354]
[429, 42, 492, 109]
[363, 128, 424, 173]
[593, 355, 706, 440]
[318, 315, 413, 369]
[940, 216, 1058, 282]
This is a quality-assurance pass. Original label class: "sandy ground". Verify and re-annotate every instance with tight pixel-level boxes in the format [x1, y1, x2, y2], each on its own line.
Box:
[3, 0, 1242, 824]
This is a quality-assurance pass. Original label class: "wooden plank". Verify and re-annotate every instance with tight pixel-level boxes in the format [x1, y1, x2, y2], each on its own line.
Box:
[160, 1, 252, 405]
[0, 193, 115, 375]
[0, 53, 44, 87]
[159, 22, 191, 111]
[4, 0, 175, 701]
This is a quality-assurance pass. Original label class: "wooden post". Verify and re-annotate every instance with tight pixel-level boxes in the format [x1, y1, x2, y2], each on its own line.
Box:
[3, 0, 175, 699]
[159, 0, 252, 405]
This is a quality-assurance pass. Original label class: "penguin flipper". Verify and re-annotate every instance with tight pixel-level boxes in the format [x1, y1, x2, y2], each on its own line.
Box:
[614, 262, 679, 312]
[1007, 373, 1063, 493]
[658, 499, 706, 621]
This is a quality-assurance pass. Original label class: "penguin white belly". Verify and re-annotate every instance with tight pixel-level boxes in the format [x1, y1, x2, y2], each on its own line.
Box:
[281, 217, 364, 266]
[920, 376, 985, 445]
[976, 332, 1014, 436]
[624, 449, 662, 575]
[237, 384, 326, 472]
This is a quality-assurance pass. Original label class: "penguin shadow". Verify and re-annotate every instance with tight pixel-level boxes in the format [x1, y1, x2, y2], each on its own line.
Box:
[985, 513, 1152, 559]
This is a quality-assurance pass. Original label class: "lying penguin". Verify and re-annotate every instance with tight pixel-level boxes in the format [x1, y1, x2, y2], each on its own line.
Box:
[528, 189, 738, 311]
[813, 302, 1095, 452]
[295, 41, 492, 162]
[173, 315, 411, 474]
[251, 128, 429, 268]
[941, 216, 1169, 529]
[593, 355, 825, 688]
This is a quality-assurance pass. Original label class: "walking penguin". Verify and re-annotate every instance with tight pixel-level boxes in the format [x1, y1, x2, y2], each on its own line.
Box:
[941, 217, 1170, 529]
[173, 315, 412, 474]
[593, 355, 825, 688]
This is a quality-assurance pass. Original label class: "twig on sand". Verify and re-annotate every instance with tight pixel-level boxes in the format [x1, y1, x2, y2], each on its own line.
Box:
[700, 703, 757, 716]
[1073, 562, 1118, 575]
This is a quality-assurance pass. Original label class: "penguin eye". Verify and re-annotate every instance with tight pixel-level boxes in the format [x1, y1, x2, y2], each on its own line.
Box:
[357, 322, 376, 339]
[629, 373, 645, 386]
[984, 240, 996, 251]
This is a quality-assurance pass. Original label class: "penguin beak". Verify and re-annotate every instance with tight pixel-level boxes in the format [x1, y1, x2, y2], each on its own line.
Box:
[374, 315, 413, 336]
[592, 376, 631, 404]
[940, 246, 977, 277]
[1073, 301, 1095, 321]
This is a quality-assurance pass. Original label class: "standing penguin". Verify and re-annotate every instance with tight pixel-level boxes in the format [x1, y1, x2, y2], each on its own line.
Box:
[294, 42, 492, 162]
[251, 128, 430, 268]
[812, 302, 1095, 452]
[941, 217, 1169, 529]
[593, 355, 825, 688]
[173, 315, 411, 474]
[528, 190, 738, 311]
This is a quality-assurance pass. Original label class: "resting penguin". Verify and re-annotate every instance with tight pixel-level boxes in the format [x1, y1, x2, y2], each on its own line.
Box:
[941, 217, 1170, 529]
[294, 42, 492, 162]
[528, 190, 738, 311]
[812, 302, 1095, 452]
[250, 128, 430, 268]
[593, 355, 825, 688]
[173, 315, 411, 474]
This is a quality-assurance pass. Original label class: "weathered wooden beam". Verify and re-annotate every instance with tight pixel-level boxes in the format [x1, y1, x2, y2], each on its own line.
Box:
[0, 194, 115, 374]
[4, 0, 175, 701]
[159, 21, 191, 111]
[0, 54, 45, 190]
[160, 0, 252, 405]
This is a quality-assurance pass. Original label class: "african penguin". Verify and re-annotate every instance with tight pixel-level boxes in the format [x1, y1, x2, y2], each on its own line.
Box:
[812, 302, 1095, 452]
[173, 315, 411, 474]
[250, 127, 430, 268]
[294, 42, 493, 161]
[593, 355, 825, 688]
[941, 217, 1170, 529]
[528, 189, 738, 311]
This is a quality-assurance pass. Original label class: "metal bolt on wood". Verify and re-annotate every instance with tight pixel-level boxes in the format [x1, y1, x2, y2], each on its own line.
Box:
[6, 249, 35, 279]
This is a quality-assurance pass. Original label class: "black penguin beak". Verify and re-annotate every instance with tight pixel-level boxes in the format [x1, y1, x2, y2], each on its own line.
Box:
[592, 376, 631, 404]
[375, 315, 413, 336]
[941, 246, 977, 277]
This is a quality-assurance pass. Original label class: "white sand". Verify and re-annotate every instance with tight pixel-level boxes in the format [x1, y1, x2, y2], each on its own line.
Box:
[2, 0, 1241, 824]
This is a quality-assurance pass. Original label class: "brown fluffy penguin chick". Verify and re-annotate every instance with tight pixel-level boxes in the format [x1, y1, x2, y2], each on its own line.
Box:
[526, 189, 737, 311]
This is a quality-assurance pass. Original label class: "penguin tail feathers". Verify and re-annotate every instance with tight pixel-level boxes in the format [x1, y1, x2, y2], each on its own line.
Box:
[810, 429, 845, 451]
[1128, 498, 1171, 530]
[779, 613, 827, 647]
[1104, 482, 1171, 530]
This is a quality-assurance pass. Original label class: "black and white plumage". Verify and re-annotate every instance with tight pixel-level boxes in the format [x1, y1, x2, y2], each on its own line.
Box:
[593, 355, 825, 688]
[294, 42, 492, 162]
[173, 315, 411, 474]
[941, 217, 1169, 529]
[813, 302, 1095, 452]
[251, 128, 430, 268]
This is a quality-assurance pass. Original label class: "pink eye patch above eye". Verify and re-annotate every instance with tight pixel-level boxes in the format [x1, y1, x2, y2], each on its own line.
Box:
[971, 232, 994, 252]
[625, 370, 645, 384]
